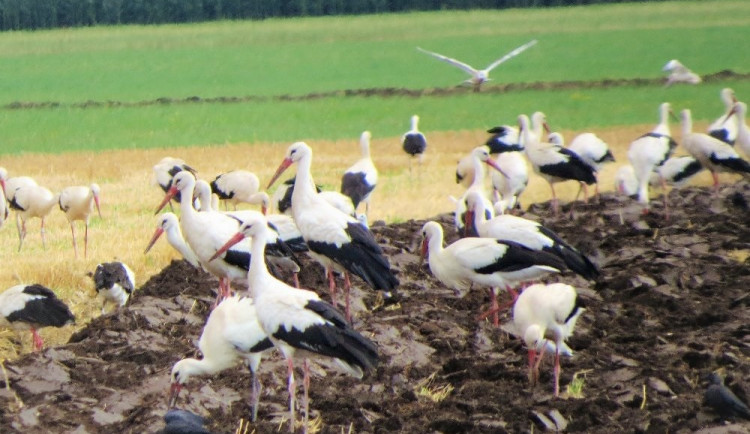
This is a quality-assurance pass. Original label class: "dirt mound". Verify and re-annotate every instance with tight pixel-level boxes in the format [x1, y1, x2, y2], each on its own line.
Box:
[1, 183, 749, 433]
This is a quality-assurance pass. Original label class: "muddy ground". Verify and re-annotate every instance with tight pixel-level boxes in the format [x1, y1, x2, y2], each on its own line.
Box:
[1, 182, 748, 434]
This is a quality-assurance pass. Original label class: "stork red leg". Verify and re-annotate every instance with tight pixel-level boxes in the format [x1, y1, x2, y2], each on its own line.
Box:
[303, 358, 311, 433]
[553, 346, 561, 397]
[286, 357, 296, 433]
[31, 328, 43, 351]
[344, 272, 352, 323]
[327, 269, 337, 308]
[70, 223, 78, 258]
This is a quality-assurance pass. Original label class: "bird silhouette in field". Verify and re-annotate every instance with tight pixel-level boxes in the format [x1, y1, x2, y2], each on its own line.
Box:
[704, 372, 750, 421]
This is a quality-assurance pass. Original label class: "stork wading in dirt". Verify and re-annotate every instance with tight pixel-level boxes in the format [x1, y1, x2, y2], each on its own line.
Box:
[267, 142, 399, 322]
[59, 183, 102, 258]
[0, 284, 75, 351]
[512, 282, 585, 397]
[417, 40, 538, 92]
[168, 295, 274, 422]
[210, 216, 378, 433]
[420, 221, 566, 327]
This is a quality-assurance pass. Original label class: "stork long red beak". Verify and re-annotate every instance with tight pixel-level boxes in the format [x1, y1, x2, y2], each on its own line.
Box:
[543, 122, 551, 134]
[464, 209, 475, 236]
[144, 227, 165, 254]
[167, 382, 182, 408]
[209, 232, 246, 262]
[722, 103, 738, 125]
[484, 158, 509, 179]
[419, 237, 428, 266]
[155, 186, 179, 215]
[267, 158, 293, 189]
[94, 196, 102, 219]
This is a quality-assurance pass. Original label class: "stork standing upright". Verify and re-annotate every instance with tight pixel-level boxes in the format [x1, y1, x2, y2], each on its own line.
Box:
[152, 157, 196, 208]
[707, 88, 738, 145]
[680, 109, 750, 191]
[168, 295, 274, 422]
[58, 183, 102, 258]
[210, 216, 378, 433]
[485, 126, 527, 213]
[512, 282, 585, 397]
[520, 114, 596, 214]
[626, 102, 678, 215]
[402, 115, 428, 172]
[341, 131, 378, 216]
[454, 146, 507, 236]
[0, 284, 75, 351]
[614, 157, 703, 197]
[8, 184, 58, 252]
[724, 102, 750, 159]
[267, 142, 399, 322]
[416, 40, 537, 92]
[210, 170, 265, 211]
[144, 212, 202, 269]
[0, 167, 37, 198]
[420, 221, 567, 327]
[567, 132, 615, 200]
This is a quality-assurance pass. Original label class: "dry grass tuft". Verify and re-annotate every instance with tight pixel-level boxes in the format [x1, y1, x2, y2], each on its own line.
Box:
[0, 123, 724, 360]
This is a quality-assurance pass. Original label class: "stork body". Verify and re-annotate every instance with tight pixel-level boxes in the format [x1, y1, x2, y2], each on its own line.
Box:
[341, 131, 377, 215]
[168, 295, 273, 422]
[0, 284, 75, 351]
[615, 157, 703, 197]
[662, 59, 701, 87]
[92, 261, 135, 314]
[512, 282, 584, 397]
[152, 157, 196, 206]
[421, 221, 566, 326]
[211, 216, 378, 433]
[58, 184, 102, 258]
[8, 184, 57, 252]
[454, 146, 507, 236]
[402, 115, 428, 171]
[416, 40, 537, 92]
[681, 109, 750, 191]
[211, 170, 265, 211]
[267, 142, 399, 321]
[707, 88, 738, 145]
[568, 132, 615, 199]
[725, 102, 750, 159]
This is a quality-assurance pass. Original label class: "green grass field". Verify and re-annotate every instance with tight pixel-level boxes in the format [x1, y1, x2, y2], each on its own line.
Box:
[0, 0, 748, 154]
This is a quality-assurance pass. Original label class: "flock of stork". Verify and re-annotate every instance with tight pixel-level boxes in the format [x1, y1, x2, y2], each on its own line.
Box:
[1, 85, 749, 431]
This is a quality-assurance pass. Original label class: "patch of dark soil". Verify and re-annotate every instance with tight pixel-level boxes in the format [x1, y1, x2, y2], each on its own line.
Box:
[1, 183, 749, 433]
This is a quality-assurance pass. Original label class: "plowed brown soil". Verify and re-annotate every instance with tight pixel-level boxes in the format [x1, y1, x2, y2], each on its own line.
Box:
[1, 182, 748, 434]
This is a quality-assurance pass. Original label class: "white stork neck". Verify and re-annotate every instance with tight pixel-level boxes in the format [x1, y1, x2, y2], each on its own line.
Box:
[248, 229, 273, 297]
[681, 112, 693, 137]
[470, 156, 486, 188]
[290, 154, 318, 211]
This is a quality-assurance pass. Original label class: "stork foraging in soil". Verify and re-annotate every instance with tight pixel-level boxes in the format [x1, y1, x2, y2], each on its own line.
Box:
[91, 261, 135, 314]
[420, 221, 567, 327]
[267, 142, 399, 322]
[707, 88, 738, 145]
[58, 183, 102, 258]
[341, 131, 378, 216]
[210, 170, 266, 211]
[417, 40, 537, 92]
[520, 114, 596, 214]
[0, 284, 75, 351]
[144, 212, 202, 269]
[680, 109, 750, 191]
[210, 215, 378, 433]
[8, 184, 58, 252]
[626, 102, 678, 215]
[168, 295, 274, 422]
[402, 115, 428, 172]
[512, 282, 585, 397]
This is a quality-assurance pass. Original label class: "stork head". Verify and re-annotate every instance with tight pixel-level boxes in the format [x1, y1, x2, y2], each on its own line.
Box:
[155, 171, 195, 214]
[723, 101, 746, 125]
[472, 146, 509, 179]
[209, 215, 268, 262]
[144, 213, 175, 254]
[90, 184, 102, 218]
[168, 359, 194, 408]
[267, 142, 310, 189]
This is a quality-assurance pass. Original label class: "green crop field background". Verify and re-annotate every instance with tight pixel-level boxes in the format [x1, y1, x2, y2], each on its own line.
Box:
[0, 0, 748, 154]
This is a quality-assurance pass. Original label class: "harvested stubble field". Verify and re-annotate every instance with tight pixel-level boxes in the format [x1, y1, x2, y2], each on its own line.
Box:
[0, 177, 748, 433]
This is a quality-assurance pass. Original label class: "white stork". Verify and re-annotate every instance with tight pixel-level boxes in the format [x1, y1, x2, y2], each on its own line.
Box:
[680, 109, 750, 191]
[91, 261, 135, 314]
[341, 131, 378, 216]
[416, 40, 537, 92]
[267, 142, 399, 321]
[210, 170, 265, 211]
[0, 167, 37, 198]
[520, 114, 596, 214]
[567, 132, 615, 199]
[8, 184, 57, 252]
[0, 284, 75, 351]
[662, 59, 702, 87]
[144, 212, 202, 269]
[420, 221, 566, 327]
[626, 102, 678, 215]
[491, 148, 528, 214]
[58, 183, 102, 258]
[512, 282, 585, 397]
[456, 125, 521, 189]
[464, 191, 600, 282]
[210, 215, 378, 433]
[454, 146, 507, 236]
[402, 114, 428, 172]
[155, 172, 254, 305]
[272, 176, 355, 217]
[724, 102, 750, 159]
[168, 295, 274, 422]
[152, 157, 196, 209]
[707, 88, 738, 145]
[615, 156, 703, 197]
